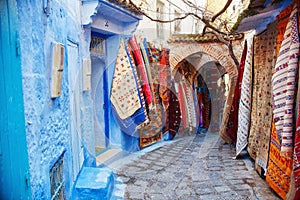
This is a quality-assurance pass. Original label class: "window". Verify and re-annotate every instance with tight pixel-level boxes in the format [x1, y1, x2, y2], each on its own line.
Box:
[174, 10, 181, 33]
[156, 0, 164, 39]
[50, 153, 65, 200]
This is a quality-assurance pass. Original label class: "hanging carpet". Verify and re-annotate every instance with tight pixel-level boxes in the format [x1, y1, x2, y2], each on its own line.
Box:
[110, 39, 142, 120]
[266, 4, 299, 199]
[225, 41, 247, 144]
[236, 34, 254, 157]
[251, 21, 278, 176]
[138, 41, 163, 148]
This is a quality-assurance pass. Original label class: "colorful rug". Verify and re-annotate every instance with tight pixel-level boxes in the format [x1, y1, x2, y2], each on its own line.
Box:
[168, 81, 181, 137]
[219, 77, 237, 143]
[236, 35, 254, 157]
[129, 36, 153, 106]
[178, 81, 188, 132]
[253, 21, 278, 176]
[160, 48, 171, 134]
[110, 39, 141, 120]
[126, 40, 149, 127]
[266, 120, 293, 199]
[293, 77, 300, 199]
[266, 4, 298, 199]
[138, 42, 163, 148]
[140, 39, 154, 97]
[196, 74, 211, 133]
[272, 5, 299, 158]
[225, 41, 247, 144]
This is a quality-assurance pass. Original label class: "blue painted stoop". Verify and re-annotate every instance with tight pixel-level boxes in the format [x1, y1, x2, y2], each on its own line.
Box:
[75, 167, 115, 200]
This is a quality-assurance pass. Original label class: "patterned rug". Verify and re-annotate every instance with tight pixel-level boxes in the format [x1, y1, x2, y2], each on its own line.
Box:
[178, 81, 188, 132]
[252, 21, 278, 176]
[266, 4, 298, 199]
[160, 48, 171, 134]
[271, 4, 299, 158]
[168, 81, 181, 137]
[225, 41, 247, 144]
[110, 39, 142, 120]
[236, 34, 254, 157]
[129, 36, 153, 106]
[138, 41, 163, 148]
[266, 120, 293, 199]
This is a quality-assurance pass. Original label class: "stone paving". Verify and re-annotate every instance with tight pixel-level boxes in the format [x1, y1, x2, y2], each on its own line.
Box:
[108, 132, 281, 200]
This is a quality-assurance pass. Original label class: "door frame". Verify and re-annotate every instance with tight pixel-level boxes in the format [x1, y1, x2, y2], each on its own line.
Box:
[0, 0, 31, 198]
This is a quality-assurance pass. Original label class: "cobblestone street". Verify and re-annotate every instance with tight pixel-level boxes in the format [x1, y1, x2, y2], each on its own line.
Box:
[108, 132, 280, 200]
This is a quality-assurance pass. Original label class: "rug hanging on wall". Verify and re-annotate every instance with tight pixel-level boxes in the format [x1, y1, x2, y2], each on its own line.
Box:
[236, 34, 254, 157]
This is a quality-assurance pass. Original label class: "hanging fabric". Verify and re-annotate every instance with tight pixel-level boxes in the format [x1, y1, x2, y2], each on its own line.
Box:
[225, 41, 247, 144]
[168, 81, 181, 138]
[138, 41, 163, 148]
[236, 33, 254, 157]
[252, 20, 278, 177]
[271, 4, 299, 158]
[266, 4, 296, 199]
[159, 48, 171, 134]
[110, 39, 142, 120]
[178, 81, 188, 132]
[129, 36, 153, 106]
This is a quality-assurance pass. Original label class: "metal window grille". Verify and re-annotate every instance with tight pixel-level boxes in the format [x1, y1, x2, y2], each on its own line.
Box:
[50, 153, 65, 200]
[90, 36, 105, 55]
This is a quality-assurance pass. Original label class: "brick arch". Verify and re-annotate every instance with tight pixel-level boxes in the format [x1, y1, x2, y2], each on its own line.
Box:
[169, 42, 238, 143]
[169, 43, 238, 78]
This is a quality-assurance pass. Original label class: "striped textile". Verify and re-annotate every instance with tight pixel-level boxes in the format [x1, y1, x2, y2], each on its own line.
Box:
[126, 41, 149, 127]
[225, 41, 247, 144]
[129, 36, 153, 106]
[139, 39, 154, 98]
[236, 36, 254, 157]
[138, 42, 163, 148]
[110, 39, 141, 119]
[271, 5, 299, 158]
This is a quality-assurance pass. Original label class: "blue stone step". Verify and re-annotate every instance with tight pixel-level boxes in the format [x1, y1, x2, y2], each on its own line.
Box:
[75, 167, 114, 200]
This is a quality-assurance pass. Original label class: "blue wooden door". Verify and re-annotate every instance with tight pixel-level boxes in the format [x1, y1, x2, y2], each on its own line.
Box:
[0, 0, 31, 199]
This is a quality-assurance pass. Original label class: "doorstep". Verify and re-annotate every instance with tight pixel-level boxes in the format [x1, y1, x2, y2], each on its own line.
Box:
[96, 148, 122, 166]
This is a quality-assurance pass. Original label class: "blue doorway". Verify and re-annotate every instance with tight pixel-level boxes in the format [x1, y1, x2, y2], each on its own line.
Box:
[0, 0, 31, 198]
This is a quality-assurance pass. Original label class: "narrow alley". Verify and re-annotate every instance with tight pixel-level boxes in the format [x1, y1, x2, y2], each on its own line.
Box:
[3, 0, 300, 199]
[108, 132, 279, 200]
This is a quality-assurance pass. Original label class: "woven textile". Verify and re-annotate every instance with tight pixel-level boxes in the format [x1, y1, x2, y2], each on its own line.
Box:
[129, 36, 153, 106]
[253, 21, 278, 176]
[236, 36, 254, 156]
[266, 120, 293, 199]
[140, 39, 154, 97]
[197, 75, 205, 130]
[225, 41, 247, 144]
[168, 81, 181, 136]
[178, 81, 188, 131]
[110, 39, 141, 119]
[272, 5, 299, 157]
[160, 49, 171, 134]
[294, 70, 300, 200]
[248, 22, 277, 161]
[126, 41, 149, 126]
[183, 79, 197, 132]
[196, 75, 211, 132]
[139, 43, 163, 148]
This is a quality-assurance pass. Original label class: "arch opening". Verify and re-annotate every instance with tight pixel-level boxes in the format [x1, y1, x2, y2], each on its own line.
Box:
[172, 52, 230, 135]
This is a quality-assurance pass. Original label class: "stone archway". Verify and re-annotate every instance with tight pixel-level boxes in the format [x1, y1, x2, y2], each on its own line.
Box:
[168, 41, 241, 143]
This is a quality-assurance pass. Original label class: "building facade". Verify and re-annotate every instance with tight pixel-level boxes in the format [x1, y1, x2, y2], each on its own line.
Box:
[0, 0, 142, 199]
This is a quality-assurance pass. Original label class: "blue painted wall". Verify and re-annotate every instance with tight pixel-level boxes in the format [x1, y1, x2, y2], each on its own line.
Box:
[17, 0, 94, 199]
